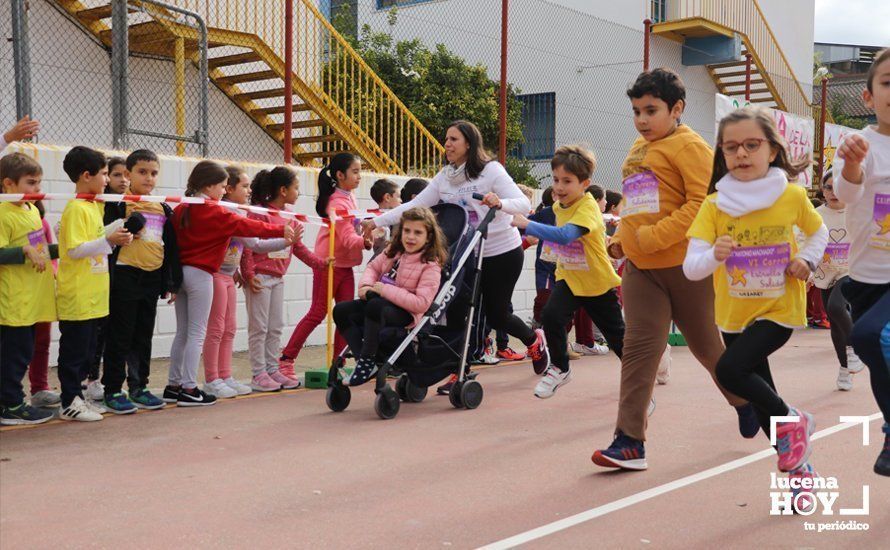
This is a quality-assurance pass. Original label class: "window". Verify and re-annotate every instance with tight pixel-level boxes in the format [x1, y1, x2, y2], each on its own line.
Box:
[512, 93, 556, 161]
[377, 0, 436, 9]
[650, 0, 667, 23]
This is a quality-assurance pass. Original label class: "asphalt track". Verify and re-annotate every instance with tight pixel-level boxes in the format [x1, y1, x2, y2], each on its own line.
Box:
[1, 330, 887, 548]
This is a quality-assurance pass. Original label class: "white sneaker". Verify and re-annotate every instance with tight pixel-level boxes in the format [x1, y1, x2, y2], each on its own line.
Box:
[85, 399, 107, 414]
[30, 390, 61, 408]
[534, 366, 572, 399]
[59, 396, 103, 422]
[836, 367, 853, 391]
[656, 345, 671, 385]
[570, 342, 609, 356]
[223, 377, 252, 396]
[846, 347, 865, 374]
[648, 398, 656, 417]
[84, 380, 105, 401]
[476, 351, 501, 365]
[203, 378, 237, 399]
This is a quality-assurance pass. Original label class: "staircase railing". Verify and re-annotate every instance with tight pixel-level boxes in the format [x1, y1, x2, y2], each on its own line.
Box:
[662, 0, 814, 118]
[163, 0, 444, 174]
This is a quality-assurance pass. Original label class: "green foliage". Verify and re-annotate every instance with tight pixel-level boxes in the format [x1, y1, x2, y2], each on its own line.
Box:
[503, 156, 543, 189]
[324, 8, 526, 173]
[828, 98, 868, 130]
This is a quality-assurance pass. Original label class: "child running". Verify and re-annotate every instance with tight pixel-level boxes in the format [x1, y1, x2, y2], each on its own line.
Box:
[512, 145, 625, 398]
[0, 153, 57, 425]
[592, 69, 752, 471]
[279, 153, 370, 369]
[334, 207, 446, 386]
[813, 172, 863, 390]
[684, 107, 828, 481]
[241, 166, 329, 392]
[832, 48, 890, 477]
[167, 161, 294, 407]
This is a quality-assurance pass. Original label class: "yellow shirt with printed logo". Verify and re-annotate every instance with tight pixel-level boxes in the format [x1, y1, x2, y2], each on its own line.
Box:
[57, 200, 109, 321]
[552, 194, 621, 297]
[116, 201, 166, 271]
[687, 185, 824, 332]
[0, 203, 57, 326]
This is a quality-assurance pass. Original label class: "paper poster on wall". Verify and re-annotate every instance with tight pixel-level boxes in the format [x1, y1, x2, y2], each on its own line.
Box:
[822, 122, 857, 176]
[715, 94, 815, 188]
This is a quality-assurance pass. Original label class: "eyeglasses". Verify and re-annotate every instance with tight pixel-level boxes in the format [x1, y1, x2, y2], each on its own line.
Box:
[822, 184, 833, 190]
[718, 138, 769, 155]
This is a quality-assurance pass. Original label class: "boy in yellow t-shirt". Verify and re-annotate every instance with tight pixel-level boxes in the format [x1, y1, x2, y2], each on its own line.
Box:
[0, 153, 56, 425]
[512, 145, 624, 399]
[55, 146, 133, 422]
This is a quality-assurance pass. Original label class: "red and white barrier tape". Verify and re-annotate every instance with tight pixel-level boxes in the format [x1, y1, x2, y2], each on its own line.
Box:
[0, 193, 394, 227]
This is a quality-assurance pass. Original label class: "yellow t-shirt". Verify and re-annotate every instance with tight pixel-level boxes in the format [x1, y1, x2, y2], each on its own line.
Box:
[551, 194, 621, 297]
[57, 200, 109, 321]
[0, 203, 57, 326]
[687, 185, 824, 332]
[116, 201, 166, 271]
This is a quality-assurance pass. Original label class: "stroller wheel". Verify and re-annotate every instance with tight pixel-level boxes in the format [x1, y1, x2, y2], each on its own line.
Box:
[460, 380, 483, 410]
[449, 381, 464, 408]
[374, 387, 401, 420]
[397, 375, 428, 403]
[326, 385, 351, 412]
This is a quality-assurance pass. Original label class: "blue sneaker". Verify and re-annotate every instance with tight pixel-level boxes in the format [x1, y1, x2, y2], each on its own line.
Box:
[129, 388, 165, 410]
[103, 393, 137, 415]
[592, 431, 647, 470]
[736, 403, 761, 439]
[788, 462, 817, 514]
[1, 403, 53, 426]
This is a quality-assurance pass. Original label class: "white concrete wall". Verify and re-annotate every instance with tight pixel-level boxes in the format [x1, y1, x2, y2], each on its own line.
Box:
[756, 0, 816, 95]
[1, 143, 541, 365]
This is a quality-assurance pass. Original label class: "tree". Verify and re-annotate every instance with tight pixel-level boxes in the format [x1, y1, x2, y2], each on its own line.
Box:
[328, 7, 534, 184]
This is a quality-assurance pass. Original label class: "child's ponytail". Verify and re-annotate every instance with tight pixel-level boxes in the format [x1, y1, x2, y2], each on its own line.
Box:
[316, 152, 360, 217]
[181, 160, 228, 228]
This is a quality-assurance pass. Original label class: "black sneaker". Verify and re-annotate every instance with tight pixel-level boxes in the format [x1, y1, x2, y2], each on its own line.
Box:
[875, 432, 890, 477]
[176, 387, 217, 407]
[1, 403, 54, 426]
[162, 385, 181, 403]
[735, 403, 761, 439]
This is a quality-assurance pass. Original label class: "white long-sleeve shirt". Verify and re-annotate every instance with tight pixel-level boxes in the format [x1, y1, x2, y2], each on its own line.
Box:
[372, 161, 531, 257]
[833, 126, 890, 284]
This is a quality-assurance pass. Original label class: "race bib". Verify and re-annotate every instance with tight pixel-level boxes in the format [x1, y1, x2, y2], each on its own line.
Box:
[27, 228, 49, 259]
[140, 213, 165, 243]
[822, 243, 850, 269]
[724, 243, 789, 299]
[223, 240, 244, 267]
[552, 241, 589, 271]
[869, 193, 890, 250]
[267, 246, 290, 260]
[90, 254, 108, 274]
[539, 241, 557, 263]
[621, 171, 660, 217]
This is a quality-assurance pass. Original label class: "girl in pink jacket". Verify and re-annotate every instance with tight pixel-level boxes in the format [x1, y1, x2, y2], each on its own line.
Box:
[334, 207, 448, 386]
[280, 153, 371, 369]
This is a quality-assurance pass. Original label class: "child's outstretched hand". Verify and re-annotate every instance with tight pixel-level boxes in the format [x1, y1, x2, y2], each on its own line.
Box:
[23, 245, 47, 272]
[283, 224, 297, 244]
[786, 258, 811, 281]
[4, 116, 40, 143]
[713, 235, 735, 262]
[838, 134, 869, 165]
[361, 219, 376, 240]
[108, 227, 133, 246]
[511, 213, 530, 229]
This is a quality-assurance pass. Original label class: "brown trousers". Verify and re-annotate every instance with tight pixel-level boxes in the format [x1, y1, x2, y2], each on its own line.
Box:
[616, 261, 746, 441]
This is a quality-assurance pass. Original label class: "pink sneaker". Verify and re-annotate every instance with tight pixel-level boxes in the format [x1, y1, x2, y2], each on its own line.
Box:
[269, 370, 301, 390]
[788, 462, 818, 514]
[775, 408, 815, 472]
[279, 360, 299, 381]
[250, 372, 282, 392]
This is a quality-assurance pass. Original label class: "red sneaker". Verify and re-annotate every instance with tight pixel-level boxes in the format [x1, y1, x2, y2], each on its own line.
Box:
[496, 347, 525, 361]
[526, 329, 550, 375]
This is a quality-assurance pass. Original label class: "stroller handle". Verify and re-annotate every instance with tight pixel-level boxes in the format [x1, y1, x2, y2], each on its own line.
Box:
[471, 193, 499, 237]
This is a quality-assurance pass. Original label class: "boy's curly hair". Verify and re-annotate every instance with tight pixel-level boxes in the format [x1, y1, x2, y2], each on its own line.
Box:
[627, 68, 686, 111]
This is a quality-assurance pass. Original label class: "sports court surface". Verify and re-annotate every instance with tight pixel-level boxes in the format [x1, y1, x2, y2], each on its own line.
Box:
[1, 329, 886, 548]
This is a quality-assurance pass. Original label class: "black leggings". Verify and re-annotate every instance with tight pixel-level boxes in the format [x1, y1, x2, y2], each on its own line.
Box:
[333, 297, 413, 359]
[716, 321, 793, 437]
[480, 246, 536, 346]
[820, 278, 853, 368]
[541, 280, 625, 372]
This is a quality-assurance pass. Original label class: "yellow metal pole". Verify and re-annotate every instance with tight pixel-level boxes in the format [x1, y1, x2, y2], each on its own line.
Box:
[325, 216, 336, 367]
[174, 36, 185, 156]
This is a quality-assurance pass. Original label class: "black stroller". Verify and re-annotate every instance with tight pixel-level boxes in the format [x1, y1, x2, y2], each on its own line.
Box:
[325, 196, 500, 419]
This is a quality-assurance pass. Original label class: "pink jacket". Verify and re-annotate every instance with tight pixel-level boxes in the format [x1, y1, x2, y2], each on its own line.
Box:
[241, 207, 327, 279]
[315, 189, 366, 268]
[359, 251, 442, 327]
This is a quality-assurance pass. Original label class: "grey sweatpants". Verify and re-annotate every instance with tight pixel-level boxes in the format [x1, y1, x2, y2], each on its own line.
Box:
[245, 274, 285, 376]
[168, 265, 214, 389]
